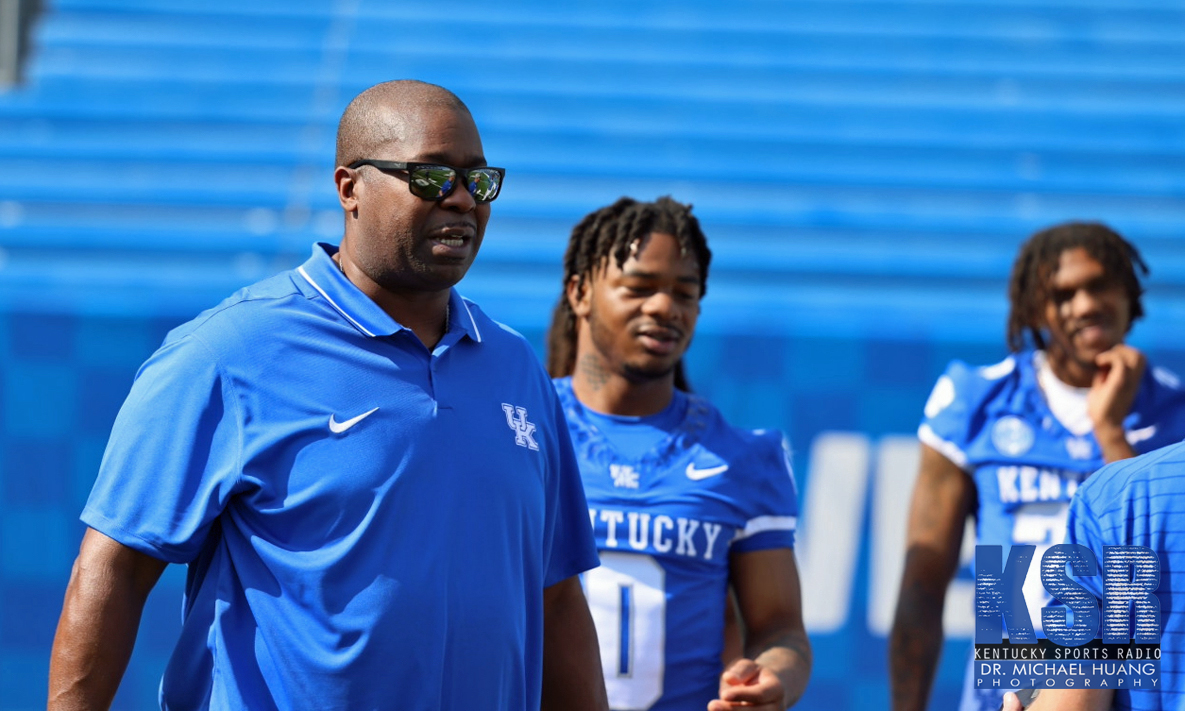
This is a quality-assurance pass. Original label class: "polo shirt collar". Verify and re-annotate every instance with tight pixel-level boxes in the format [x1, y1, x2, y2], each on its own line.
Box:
[296, 243, 483, 342]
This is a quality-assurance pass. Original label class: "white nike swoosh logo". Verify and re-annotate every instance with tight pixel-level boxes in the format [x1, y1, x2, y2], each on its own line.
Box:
[1126, 424, 1157, 445]
[329, 407, 379, 434]
[686, 463, 729, 481]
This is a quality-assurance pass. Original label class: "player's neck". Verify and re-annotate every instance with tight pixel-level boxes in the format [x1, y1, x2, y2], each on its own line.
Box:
[570, 355, 675, 417]
[1045, 348, 1096, 388]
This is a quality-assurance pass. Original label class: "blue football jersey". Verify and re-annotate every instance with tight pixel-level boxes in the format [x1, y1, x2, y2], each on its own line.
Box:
[555, 378, 799, 711]
[1065, 441, 1185, 711]
[920, 350, 1185, 711]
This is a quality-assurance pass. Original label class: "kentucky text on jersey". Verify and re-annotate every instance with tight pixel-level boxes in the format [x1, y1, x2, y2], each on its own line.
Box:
[995, 466, 1088, 504]
[588, 507, 729, 561]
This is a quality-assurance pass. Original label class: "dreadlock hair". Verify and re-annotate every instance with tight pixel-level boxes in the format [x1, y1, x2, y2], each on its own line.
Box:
[546, 196, 712, 392]
[1007, 221, 1148, 353]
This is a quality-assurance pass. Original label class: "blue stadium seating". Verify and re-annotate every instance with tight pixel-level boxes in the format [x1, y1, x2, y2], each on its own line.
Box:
[4, 1, 1185, 710]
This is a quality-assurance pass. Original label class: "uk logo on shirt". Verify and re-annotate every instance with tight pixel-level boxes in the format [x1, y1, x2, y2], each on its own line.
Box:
[502, 403, 539, 450]
[610, 464, 640, 489]
[1065, 437, 1092, 460]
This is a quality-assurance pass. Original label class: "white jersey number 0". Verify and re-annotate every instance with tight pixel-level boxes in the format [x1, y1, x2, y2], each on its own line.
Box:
[584, 551, 666, 710]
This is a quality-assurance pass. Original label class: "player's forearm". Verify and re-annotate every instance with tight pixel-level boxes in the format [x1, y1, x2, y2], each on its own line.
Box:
[540, 576, 608, 711]
[49, 561, 150, 709]
[889, 568, 947, 711]
[747, 628, 812, 708]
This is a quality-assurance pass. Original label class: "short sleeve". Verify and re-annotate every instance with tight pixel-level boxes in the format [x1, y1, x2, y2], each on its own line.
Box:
[1131, 364, 1185, 454]
[540, 388, 600, 588]
[918, 358, 1007, 470]
[731, 434, 799, 554]
[82, 334, 245, 564]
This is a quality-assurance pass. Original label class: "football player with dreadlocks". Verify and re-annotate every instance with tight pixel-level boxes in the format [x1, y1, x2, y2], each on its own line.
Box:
[547, 196, 811, 711]
[890, 222, 1185, 711]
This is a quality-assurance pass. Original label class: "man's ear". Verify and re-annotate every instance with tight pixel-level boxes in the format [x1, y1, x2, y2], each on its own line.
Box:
[567, 275, 592, 318]
[335, 166, 359, 213]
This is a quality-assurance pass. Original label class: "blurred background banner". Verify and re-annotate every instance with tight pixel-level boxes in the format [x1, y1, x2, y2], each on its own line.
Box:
[3, 1, 1185, 709]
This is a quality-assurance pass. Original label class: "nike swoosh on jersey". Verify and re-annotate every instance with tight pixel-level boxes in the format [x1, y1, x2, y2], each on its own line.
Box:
[685, 462, 729, 480]
[1126, 424, 1157, 445]
[329, 407, 379, 434]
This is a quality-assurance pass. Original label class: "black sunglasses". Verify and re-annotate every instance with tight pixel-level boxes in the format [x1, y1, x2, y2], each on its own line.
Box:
[347, 160, 505, 203]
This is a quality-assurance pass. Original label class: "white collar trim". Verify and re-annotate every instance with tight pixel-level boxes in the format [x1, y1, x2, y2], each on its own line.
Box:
[297, 266, 378, 338]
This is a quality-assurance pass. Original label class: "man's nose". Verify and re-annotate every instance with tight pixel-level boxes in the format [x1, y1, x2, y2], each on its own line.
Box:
[641, 291, 679, 320]
[439, 179, 477, 212]
[1068, 287, 1101, 317]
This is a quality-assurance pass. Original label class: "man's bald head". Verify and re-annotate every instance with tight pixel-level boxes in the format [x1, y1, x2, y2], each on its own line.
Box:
[335, 80, 473, 168]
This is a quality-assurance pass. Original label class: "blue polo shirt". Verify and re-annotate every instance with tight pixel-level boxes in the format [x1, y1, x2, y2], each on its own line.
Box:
[1065, 441, 1185, 711]
[83, 243, 599, 711]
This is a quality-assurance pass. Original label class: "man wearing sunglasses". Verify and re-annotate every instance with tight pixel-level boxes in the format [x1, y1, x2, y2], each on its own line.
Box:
[49, 80, 608, 711]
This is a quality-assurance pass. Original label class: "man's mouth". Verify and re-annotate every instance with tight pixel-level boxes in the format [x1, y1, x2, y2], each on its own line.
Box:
[1070, 320, 1113, 346]
[636, 327, 683, 354]
[430, 225, 476, 253]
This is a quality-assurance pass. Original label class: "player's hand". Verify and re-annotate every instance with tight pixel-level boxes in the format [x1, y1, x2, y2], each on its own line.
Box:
[708, 658, 785, 710]
[1087, 344, 1145, 435]
[1001, 691, 1025, 711]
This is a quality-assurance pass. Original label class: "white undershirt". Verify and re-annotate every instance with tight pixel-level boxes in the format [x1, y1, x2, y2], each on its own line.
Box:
[1034, 351, 1094, 436]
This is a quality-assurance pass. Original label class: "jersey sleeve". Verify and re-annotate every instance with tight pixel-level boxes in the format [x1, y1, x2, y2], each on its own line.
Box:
[1131, 364, 1185, 453]
[731, 433, 800, 554]
[918, 358, 1004, 471]
[81, 334, 245, 564]
[540, 380, 600, 587]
